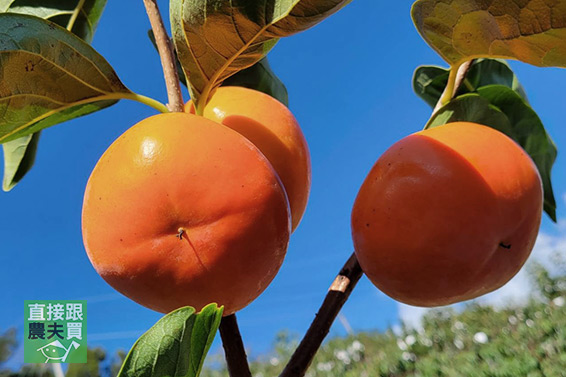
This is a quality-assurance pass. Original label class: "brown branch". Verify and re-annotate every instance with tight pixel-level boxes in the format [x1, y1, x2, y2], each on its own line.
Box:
[280, 253, 363, 377]
[433, 59, 474, 113]
[142, 0, 184, 112]
[219, 314, 252, 377]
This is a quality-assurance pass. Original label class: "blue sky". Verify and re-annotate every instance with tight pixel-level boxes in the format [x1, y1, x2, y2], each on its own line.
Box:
[1, 0, 566, 368]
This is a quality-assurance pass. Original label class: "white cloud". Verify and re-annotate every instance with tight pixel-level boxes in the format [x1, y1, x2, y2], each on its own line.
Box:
[398, 222, 566, 328]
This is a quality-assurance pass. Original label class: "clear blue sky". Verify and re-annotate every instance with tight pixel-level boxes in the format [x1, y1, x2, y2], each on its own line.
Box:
[1, 0, 566, 367]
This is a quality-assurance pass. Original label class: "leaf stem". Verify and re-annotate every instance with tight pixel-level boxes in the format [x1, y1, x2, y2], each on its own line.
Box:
[142, 0, 184, 112]
[0, 92, 168, 143]
[280, 253, 363, 377]
[433, 60, 473, 113]
[66, 0, 86, 32]
[125, 92, 170, 113]
[219, 314, 252, 377]
[426, 60, 474, 129]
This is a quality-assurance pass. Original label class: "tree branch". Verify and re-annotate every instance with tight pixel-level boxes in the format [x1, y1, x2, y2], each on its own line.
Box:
[280, 253, 363, 377]
[219, 314, 252, 377]
[142, 0, 184, 112]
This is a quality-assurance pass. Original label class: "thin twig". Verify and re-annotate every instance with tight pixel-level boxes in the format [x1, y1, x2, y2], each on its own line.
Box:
[433, 59, 474, 113]
[142, 0, 184, 112]
[219, 314, 252, 377]
[280, 253, 363, 377]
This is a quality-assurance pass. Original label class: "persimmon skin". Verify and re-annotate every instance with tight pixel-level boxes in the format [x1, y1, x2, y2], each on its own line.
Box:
[351, 122, 543, 307]
[187, 87, 311, 231]
[82, 113, 291, 315]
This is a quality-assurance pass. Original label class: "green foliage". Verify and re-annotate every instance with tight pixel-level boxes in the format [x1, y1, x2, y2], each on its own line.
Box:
[0, 13, 130, 144]
[4, 0, 107, 43]
[170, 0, 352, 112]
[200, 260, 566, 377]
[0, 0, 108, 191]
[66, 348, 106, 377]
[117, 304, 223, 377]
[147, 31, 289, 107]
[413, 59, 557, 221]
[0, 328, 16, 365]
[2, 133, 39, 191]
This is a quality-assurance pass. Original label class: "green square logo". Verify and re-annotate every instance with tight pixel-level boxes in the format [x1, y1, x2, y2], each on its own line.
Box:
[24, 301, 87, 363]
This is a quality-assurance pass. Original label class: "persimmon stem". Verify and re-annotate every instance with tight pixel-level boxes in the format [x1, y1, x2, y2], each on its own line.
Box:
[280, 253, 363, 377]
[142, 0, 184, 112]
[219, 314, 252, 377]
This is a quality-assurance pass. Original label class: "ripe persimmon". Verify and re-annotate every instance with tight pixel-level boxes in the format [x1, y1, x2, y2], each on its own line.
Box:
[351, 122, 543, 307]
[187, 87, 311, 231]
[82, 113, 291, 315]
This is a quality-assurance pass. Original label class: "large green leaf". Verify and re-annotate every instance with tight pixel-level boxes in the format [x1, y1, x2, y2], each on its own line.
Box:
[427, 93, 513, 135]
[5, 0, 107, 42]
[413, 59, 528, 108]
[117, 304, 223, 377]
[412, 0, 566, 67]
[171, 0, 352, 112]
[1, 0, 108, 191]
[149, 29, 288, 106]
[2, 132, 39, 191]
[428, 89, 557, 221]
[0, 13, 131, 144]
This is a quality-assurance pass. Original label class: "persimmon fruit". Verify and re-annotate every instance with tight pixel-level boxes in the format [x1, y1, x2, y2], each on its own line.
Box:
[187, 86, 311, 231]
[82, 112, 291, 315]
[351, 122, 543, 307]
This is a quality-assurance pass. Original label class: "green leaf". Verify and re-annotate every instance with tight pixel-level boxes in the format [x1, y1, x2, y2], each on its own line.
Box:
[171, 0, 352, 111]
[412, 0, 566, 67]
[413, 59, 528, 108]
[477, 85, 557, 221]
[413, 65, 449, 108]
[5, 0, 108, 43]
[223, 57, 289, 107]
[149, 29, 287, 106]
[0, 13, 132, 143]
[427, 93, 513, 135]
[1, 1, 108, 190]
[428, 88, 557, 221]
[117, 304, 223, 377]
[0, 1, 14, 12]
[2, 131, 39, 191]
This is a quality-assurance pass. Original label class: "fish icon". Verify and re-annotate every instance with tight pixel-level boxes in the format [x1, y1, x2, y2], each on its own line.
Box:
[37, 340, 80, 363]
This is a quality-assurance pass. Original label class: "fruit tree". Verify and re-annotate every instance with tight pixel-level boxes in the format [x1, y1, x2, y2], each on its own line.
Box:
[0, 0, 564, 376]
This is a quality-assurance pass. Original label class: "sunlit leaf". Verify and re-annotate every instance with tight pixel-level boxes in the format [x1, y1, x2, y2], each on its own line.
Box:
[412, 0, 566, 67]
[149, 28, 288, 106]
[0, 1, 14, 12]
[171, 0, 351, 111]
[5, 0, 107, 42]
[1, 0, 108, 190]
[117, 304, 223, 377]
[0, 13, 131, 144]
[2, 132, 39, 191]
